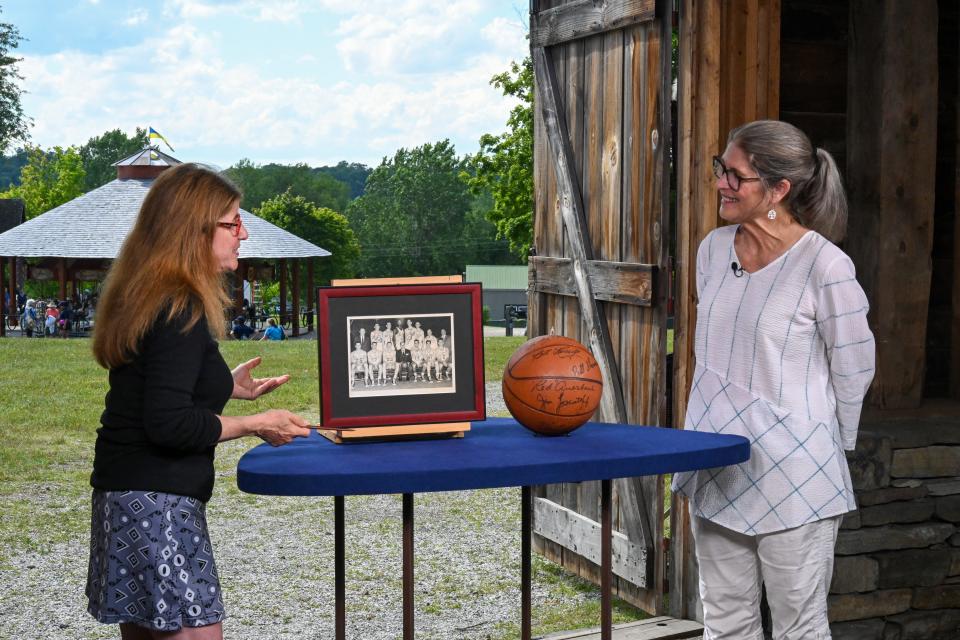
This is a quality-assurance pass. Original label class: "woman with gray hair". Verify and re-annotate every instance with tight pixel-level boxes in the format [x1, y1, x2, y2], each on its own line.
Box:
[672, 120, 875, 639]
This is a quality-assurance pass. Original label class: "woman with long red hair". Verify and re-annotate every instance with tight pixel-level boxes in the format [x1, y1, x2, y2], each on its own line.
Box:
[86, 164, 311, 639]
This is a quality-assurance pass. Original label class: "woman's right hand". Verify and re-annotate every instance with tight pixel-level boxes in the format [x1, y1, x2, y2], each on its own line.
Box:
[254, 409, 312, 446]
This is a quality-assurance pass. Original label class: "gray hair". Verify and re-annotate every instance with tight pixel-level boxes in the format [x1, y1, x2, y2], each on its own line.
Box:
[728, 120, 847, 243]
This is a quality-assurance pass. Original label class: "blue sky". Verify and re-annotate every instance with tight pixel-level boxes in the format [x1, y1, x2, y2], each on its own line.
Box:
[4, 0, 529, 168]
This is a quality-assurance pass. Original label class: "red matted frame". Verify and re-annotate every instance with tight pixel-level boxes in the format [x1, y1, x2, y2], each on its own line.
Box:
[317, 282, 485, 428]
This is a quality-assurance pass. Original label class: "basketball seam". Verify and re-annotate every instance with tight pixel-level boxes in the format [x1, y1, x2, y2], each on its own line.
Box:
[506, 345, 600, 382]
[505, 374, 602, 384]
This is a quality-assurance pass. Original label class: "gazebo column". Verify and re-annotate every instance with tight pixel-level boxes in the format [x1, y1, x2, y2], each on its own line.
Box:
[307, 258, 315, 334]
[9, 256, 16, 306]
[278, 259, 288, 331]
[0, 257, 7, 338]
[234, 260, 245, 320]
[58, 258, 67, 302]
[292, 260, 301, 337]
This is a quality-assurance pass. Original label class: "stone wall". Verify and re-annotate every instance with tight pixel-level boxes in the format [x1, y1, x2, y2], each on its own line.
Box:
[829, 419, 960, 639]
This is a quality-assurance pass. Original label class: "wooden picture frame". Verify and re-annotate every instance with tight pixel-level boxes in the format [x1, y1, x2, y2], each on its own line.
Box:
[317, 282, 485, 429]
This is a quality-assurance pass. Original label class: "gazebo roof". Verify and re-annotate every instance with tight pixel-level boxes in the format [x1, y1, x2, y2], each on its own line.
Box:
[0, 177, 331, 260]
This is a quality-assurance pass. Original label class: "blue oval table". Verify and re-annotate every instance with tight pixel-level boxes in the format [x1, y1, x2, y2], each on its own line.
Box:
[237, 418, 750, 640]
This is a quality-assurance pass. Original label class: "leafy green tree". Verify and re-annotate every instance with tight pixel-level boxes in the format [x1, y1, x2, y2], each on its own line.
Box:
[347, 139, 500, 277]
[0, 145, 85, 219]
[463, 57, 533, 260]
[225, 159, 350, 213]
[80, 127, 149, 190]
[256, 190, 360, 284]
[315, 161, 371, 200]
[0, 14, 29, 154]
[462, 189, 518, 265]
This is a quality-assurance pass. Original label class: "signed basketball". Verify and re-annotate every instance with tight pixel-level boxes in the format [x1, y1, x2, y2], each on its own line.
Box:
[502, 335, 603, 436]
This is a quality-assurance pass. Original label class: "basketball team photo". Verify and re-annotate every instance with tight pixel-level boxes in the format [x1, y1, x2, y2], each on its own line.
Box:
[346, 314, 455, 397]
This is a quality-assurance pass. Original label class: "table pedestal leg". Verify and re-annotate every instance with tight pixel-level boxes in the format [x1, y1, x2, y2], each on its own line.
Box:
[521, 485, 531, 640]
[403, 492, 414, 640]
[335, 495, 345, 640]
[601, 479, 612, 640]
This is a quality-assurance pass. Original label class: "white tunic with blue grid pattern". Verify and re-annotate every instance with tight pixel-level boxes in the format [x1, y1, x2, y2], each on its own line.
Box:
[672, 225, 875, 535]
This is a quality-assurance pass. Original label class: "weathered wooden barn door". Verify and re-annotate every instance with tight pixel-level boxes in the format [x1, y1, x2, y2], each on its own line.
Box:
[528, 0, 672, 614]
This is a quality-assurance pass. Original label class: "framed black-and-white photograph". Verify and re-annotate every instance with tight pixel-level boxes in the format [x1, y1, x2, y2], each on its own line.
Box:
[318, 283, 485, 428]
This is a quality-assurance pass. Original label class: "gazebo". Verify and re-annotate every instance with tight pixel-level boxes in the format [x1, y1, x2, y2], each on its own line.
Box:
[0, 146, 330, 337]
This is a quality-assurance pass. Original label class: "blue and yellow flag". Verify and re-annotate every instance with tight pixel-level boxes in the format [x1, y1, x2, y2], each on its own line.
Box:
[148, 127, 175, 152]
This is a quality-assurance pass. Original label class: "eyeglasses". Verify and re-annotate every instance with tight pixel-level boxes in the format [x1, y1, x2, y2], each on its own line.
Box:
[712, 155, 762, 192]
[217, 215, 243, 237]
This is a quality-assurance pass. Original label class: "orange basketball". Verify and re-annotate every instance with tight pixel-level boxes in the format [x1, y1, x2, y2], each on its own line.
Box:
[502, 335, 603, 436]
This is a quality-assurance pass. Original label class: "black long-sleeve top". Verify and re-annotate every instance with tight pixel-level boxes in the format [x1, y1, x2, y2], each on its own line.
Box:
[91, 309, 233, 502]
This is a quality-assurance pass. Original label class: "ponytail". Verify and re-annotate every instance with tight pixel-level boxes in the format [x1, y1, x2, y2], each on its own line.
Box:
[728, 120, 848, 243]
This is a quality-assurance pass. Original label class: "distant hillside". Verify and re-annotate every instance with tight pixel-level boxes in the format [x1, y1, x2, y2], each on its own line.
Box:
[315, 161, 371, 200]
[0, 150, 29, 190]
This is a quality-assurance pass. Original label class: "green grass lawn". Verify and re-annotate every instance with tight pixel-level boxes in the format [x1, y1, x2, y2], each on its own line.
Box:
[0, 334, 648, 638]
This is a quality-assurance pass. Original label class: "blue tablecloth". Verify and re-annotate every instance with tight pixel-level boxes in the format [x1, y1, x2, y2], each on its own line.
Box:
[237, 418, 750, 496]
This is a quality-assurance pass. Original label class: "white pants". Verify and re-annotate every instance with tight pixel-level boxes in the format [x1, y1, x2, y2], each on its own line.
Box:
[691, 510, 840, 640]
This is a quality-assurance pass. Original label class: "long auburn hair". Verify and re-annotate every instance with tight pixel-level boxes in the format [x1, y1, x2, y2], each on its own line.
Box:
[92, 163, 241, 369]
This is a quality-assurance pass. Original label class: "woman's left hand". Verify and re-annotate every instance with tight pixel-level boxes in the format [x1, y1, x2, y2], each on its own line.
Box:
[231, 356, 290, 400]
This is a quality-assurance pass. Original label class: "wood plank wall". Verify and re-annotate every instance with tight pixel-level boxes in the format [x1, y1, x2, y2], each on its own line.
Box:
[672, 0, 780, 621]
[530, 0, 669, 613]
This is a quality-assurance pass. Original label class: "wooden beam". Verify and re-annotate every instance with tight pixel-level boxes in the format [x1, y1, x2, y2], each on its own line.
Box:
[529, 256, 655, 306]
[672, 0, 781, 621]
[532, 44, 628, 427]
[531, 0, 655, 48]
[954, 31, 960, 400]
[846, 0, 938, 408]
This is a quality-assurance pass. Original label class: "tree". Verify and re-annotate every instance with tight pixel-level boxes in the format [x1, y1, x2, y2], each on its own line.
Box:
[256, 190, 360, 284]
[463, 57, 533, 260]
[225, 160, 351, 214]
[0, 14, 29, 154]
[0, 145, 85, 219]
[347, 140, 502, 277]
[315, 161, 372, 200]
[80, 127, 149, 190]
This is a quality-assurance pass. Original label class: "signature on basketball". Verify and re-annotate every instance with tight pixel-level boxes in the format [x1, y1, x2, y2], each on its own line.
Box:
[557, 392, 590, 413]
[570, 361, 599, 376]
[530, 380, 596, 393]
[532, 346, 582, 360]
[536, 393, 554, 412]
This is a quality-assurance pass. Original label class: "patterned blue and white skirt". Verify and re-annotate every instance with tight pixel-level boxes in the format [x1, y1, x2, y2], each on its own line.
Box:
[86, 490, 226, 631]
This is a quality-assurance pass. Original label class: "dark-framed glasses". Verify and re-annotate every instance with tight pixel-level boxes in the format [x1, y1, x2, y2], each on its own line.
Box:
[217, 215, 243, 237]
[712, 155, 762, 192]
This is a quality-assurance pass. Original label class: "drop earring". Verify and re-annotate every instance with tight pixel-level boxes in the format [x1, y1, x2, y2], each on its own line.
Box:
[767, 209, 777, 220]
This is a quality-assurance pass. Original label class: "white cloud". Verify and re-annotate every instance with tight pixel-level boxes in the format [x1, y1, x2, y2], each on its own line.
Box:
[481, 16, 528, 56]
[164, 0, 314, 23]
[123, 9, 149, 27]
[333, 0, 486, 75]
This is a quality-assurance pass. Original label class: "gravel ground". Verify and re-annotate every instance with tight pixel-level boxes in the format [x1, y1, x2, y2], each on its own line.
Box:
[0, 383, 609, 640]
